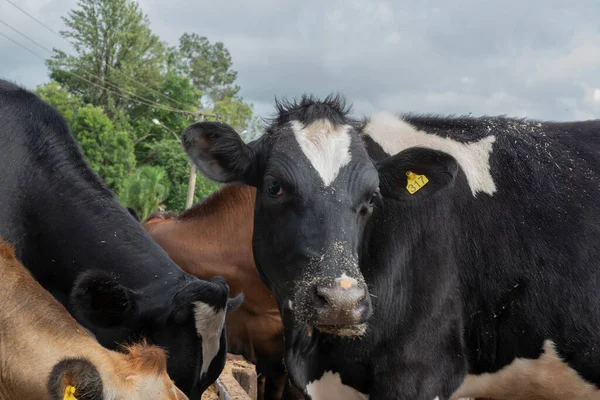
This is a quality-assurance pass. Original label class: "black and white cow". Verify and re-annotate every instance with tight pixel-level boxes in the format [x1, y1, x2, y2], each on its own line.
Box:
[0, 79, 242, 398]
[182, 94, 600, 399]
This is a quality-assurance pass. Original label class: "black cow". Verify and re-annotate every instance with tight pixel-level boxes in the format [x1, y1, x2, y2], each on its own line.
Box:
[182, 94, 600, 399]
[0, 79, 242, 398]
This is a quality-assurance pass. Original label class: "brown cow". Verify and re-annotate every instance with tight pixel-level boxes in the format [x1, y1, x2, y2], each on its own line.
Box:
[0, 238, 188, 400]
[142, 183, 304, 400]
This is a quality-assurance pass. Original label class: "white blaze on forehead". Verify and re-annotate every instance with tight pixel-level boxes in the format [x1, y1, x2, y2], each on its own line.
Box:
[193, 301, 227, 376]
[335, 272, 358, 289]
[306, 371, 369, 400]
[363, 111, 497, 196]
[291, 119, 352, 186]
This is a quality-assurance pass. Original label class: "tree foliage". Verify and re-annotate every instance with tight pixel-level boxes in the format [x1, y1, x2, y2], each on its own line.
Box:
[36, 81, 82, 124]
[119, 165, 170, 220]
[47, 0, 165, 116]
[175, 33, 239, 101]
[70, 104, 136, 191]
[138, 138, 220, 211]
[40, 0, 260, 215]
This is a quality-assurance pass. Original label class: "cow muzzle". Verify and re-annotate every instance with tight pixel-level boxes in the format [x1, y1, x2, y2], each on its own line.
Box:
[309, 277, 372, 337]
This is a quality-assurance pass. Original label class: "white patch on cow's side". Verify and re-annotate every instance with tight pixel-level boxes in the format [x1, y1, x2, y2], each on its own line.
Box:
[306, 371, 369, 400]
[450, 340, 600, 400]
[363, 111, 497, 196]
[291, 119, 352, 186]
[335, 272, 358, 289]
[193, 301, 227, 376]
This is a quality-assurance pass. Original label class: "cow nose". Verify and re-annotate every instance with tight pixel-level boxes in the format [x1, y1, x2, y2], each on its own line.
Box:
[316, 285, 366, 308]
[313, 281, 371, 327]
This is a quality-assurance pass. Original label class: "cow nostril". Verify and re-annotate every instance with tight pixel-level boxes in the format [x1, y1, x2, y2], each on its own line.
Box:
[315, 285, 366, 307]
[314, 286, 329, 306]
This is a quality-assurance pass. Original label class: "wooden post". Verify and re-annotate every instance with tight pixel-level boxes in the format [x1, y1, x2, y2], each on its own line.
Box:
[185, 114, 203, 209]
[185, 163, 196, 210]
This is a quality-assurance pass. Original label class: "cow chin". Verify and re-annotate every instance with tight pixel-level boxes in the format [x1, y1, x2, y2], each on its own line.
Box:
[315, 323, 368, 338]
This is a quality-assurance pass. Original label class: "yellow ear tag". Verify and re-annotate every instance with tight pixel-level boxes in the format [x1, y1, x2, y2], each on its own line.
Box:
[405, 171, 429, 194]
[64, 385, 78, 400]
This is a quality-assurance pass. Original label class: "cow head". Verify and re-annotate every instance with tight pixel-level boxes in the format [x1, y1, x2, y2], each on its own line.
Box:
[47, 346, 190, 400]
[70, 270, 242, 396]
[181, 95, 379, 338]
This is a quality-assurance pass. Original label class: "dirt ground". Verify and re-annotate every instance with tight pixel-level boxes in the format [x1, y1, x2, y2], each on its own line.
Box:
[201, 354, 256, 400]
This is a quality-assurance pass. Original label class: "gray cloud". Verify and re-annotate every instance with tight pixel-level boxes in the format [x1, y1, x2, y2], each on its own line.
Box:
[1, 0, 599, 123]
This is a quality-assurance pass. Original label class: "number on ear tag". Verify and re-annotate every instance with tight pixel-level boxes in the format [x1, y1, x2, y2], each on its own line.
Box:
[64, 385, 78, 400]
[406, 171, 429, 194]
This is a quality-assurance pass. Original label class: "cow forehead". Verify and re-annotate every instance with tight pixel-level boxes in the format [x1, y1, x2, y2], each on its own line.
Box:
[289, 119, 354, 187]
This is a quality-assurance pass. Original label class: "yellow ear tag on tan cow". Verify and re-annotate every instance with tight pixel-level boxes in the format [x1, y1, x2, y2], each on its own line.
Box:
[405, 171, 429, 194]
[64, 385, 77, 400]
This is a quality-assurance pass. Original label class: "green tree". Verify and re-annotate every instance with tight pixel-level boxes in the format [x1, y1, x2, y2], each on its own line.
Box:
[130, 69, 201, 151]
[40, 1, 261, 206]
[47, 0, 165, 117]
[210, 96, 263, 141]
[71, 104, 136, 191]
[119, 165, 170, 220]
[175, 33, 239, 101]
[36, 81, 82, 125]
[171, 33, 258, 140]
[139, 138, 220, 212]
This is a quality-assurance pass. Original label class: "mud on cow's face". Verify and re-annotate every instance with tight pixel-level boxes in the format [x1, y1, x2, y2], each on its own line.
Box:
[182, 96, 379, 337]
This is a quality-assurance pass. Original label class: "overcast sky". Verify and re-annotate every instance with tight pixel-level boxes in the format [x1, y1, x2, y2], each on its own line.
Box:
[1, 0, 600, 123]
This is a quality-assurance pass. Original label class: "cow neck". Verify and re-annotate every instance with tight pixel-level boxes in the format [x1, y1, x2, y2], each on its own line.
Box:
[174, 183, 258, 282]
[359, 194, 464, 345]
[24, 138, 188, 293]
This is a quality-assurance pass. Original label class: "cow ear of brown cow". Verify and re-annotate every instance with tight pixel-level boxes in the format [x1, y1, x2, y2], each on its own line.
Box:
[182, 121, 257, 185]
[47, 357, 103, 400]
[70, 270, 139, 328]
[375, 147, 459, 201]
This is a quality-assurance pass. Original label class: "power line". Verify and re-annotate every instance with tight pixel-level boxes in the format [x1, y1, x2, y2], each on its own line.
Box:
[0, 19, 49, 53]
[0, 29, 195, 143]
[2, 0, 196, 110]
[0, 29, 42, 59]
[0, 17, 195, 115]
[3, 0, 63, 38]
[0, 28, 193, 115]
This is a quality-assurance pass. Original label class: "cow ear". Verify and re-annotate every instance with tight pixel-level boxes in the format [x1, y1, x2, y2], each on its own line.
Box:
[376, 147, 459, 201]
[70, 270, 139, 328]
[47, 357, 104, 400]
[172, 276, 231, 325]
[182, 121, 256, 185]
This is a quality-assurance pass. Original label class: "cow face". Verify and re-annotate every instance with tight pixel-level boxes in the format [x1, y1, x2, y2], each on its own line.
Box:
[70, 271, 240, 396]
[182, 96, 378, 338]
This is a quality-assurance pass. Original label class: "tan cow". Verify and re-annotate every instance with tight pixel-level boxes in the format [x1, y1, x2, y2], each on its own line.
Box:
[0, 238, 189, 400]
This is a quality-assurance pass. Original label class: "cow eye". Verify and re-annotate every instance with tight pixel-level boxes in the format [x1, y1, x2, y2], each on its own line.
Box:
[266, 178, 283, 197]
[369, 188, 382, 206]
